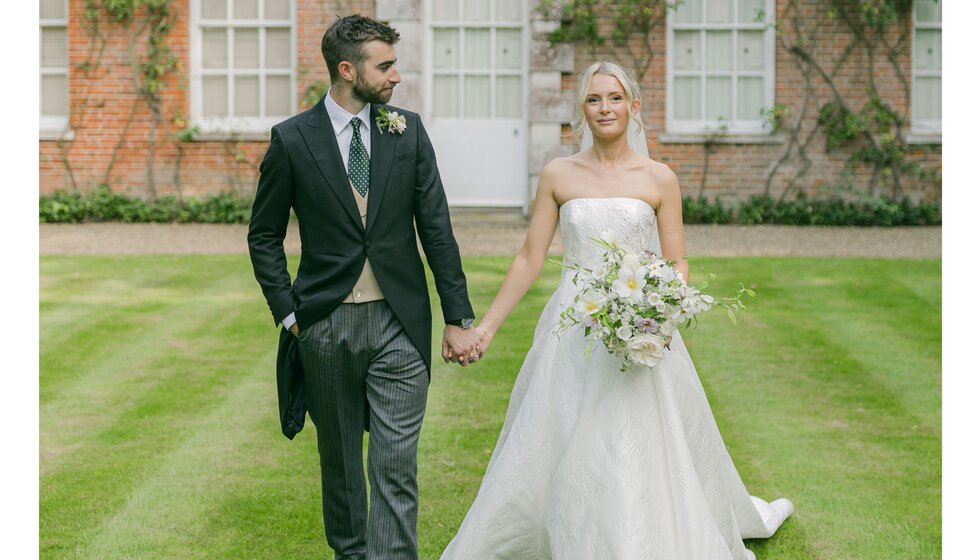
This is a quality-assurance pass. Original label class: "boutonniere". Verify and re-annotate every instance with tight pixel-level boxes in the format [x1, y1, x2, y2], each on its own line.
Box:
[375, 108, 407, 135]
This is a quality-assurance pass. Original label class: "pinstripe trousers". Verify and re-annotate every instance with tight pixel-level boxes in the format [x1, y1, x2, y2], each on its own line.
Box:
[297, 300, 429, 560]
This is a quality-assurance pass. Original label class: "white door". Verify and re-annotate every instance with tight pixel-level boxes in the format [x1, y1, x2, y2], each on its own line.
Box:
[425, 0, 528, 208]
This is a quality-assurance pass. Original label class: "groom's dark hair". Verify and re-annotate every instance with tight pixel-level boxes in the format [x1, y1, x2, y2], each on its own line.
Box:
[321, 15, 400, 83]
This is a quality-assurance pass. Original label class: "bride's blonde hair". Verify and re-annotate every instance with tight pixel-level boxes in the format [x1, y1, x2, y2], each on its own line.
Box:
[570, 61, 645, 140]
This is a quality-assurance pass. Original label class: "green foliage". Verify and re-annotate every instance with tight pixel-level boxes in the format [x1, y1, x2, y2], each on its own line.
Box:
[682, 192, 940, 226]
[40, 186, 252, 224]
[302, 79, 330, 109]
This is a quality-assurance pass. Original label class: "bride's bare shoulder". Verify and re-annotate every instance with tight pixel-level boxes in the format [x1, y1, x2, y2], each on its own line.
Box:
[644, 159, 680, 192]
[540, 154, 590, 184]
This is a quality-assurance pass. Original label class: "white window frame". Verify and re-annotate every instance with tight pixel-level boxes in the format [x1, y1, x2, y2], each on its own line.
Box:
[40, 0, 69, 135]
[911, 0, 941, 136]
[425, 0, 527, 120]
[190, 0, 296, 137]
[665, 0, 775, 136]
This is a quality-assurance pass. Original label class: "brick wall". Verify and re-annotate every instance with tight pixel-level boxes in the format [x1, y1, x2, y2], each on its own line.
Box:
[562, 0, 942, 203]
[39, 0, 375, 198]
[41, 1, 941, 203]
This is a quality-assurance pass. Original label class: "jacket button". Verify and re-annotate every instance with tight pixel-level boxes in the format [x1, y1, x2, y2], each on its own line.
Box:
[365, 240, 372, 249]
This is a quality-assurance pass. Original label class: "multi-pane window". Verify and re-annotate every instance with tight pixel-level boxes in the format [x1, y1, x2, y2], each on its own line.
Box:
[193, 0, 294, 132]
[667, 0, 774, 134]
[430, 0, 525, 119]
[912, 0, 941, 134]
[40, 0, 69, 132]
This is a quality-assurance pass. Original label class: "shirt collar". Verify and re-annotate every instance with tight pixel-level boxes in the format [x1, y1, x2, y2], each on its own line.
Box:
[323, 89, 372, 137]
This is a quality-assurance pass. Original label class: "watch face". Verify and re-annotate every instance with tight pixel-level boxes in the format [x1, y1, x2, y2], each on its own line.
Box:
[460, 318, 474, 329]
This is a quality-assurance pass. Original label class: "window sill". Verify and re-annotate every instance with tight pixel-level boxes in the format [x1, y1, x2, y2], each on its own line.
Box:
[39, 129, 75, 142]
[190, 129, 272, 142]
[658, 132, 786, 145]
[905, 131, 942, 145]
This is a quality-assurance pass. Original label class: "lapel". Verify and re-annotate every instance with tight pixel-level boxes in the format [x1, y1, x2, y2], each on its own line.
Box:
[297, 97, 362, 229]
[365, 103, 398, 235]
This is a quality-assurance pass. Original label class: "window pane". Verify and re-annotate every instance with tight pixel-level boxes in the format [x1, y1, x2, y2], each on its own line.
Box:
[201, 0, 226, 19]
[915, 0, 941, 23]
[203, 28, 228, 68]
[40, 0, 65, 20]
[673, 31, 701, 71]
[706, 76, 731, 120]
[496, 75, 521, 118]
[737, 77, 764, 120]
[914, 77, 941, 120]
[432, 0, 458, 20]
[265, 0, 290, 19]
[706, 0, 733, 23]
[41, 28, 68, 68]
[433, 75, 458, 117]
[266, 28, 291, 69]
[234, 28, 259, 68]
[915, 29, 941, 71]
[674, 77, 701, 119]
[464, 28, 490, 69]
[497, 0, 522, 21]
[675, 0, 702, 23]
[41, 75, 68, 116]
[737, 31, 765, 71]
[464, 0, 490, 22]
[266, 75, 291, 115]
[464, 75, 490, 117]
[496, 29, 522, 70]
[235, 76, 259, 116]
[203, 76, 229, 117]
[738, 0, 766, 22]
[233, 0, 258, 19]
[433, 28, 459, 69]
[706, 31, 732, 71]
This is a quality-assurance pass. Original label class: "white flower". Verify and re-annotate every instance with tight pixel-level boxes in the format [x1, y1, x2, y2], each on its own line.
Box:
[591, 263, 609, 282]
[598, 230, 619, 247]
[574, 289, 607, 320]
[650, 263, 676, 282]
[626, 333, 666, 367]
[616, 325, 632, 340]
[375, 108, 408, 135]
[611, 255, 648, 303]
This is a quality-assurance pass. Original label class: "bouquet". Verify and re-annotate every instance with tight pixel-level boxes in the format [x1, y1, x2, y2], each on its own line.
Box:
[556, 233, 752, 372]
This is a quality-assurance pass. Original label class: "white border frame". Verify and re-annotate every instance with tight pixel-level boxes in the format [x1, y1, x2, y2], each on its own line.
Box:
[39, 0, 69, 136]
[911, 0, 942, 136]
[665, 0, 775, 136]
[190, 0, 296, 136]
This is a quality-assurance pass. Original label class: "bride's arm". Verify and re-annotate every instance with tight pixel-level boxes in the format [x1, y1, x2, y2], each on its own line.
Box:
[476, 164, 561, 345]
[654, 166, 689, 282]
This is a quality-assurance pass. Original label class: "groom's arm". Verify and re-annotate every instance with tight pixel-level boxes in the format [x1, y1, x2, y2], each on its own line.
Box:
[412, 117, 474, 324]
[247, 125, 295, 326]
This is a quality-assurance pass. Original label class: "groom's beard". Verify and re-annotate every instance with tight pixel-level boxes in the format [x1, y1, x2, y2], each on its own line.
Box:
[352, 75, 394, 105]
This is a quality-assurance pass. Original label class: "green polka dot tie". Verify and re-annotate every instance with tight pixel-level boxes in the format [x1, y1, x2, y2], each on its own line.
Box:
[348, 117, 370, 197]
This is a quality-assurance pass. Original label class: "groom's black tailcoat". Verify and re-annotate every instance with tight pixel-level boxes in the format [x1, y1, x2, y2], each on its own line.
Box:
[248, 96, 473, 438]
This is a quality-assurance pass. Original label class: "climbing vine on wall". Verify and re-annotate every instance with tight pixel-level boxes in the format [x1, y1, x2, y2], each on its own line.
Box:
[540, 0, 940, 200]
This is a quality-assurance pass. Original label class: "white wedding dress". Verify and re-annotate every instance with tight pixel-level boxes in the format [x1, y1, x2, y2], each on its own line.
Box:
[441, 197, 793, 560]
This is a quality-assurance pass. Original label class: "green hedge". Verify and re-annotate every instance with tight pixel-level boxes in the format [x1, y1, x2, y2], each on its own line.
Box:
[683, 193, 941, 226]
[39, 186, 251, 224]
[40, 187, 941, 226]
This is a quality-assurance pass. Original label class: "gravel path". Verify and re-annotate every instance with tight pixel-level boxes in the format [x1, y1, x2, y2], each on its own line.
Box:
[41, 219, 941, 259]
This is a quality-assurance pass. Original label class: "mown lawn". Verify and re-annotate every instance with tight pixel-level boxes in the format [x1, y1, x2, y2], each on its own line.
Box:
[39, 255, 940, 559]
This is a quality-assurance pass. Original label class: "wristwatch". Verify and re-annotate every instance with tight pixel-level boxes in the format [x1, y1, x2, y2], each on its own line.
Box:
[449, 317, 475, 329]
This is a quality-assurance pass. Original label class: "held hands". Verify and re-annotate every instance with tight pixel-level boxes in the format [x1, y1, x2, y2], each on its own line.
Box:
[442, 324, 494, 367]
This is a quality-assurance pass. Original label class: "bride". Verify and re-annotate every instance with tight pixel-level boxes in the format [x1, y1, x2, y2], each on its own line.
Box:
[440, 61, 793, 559]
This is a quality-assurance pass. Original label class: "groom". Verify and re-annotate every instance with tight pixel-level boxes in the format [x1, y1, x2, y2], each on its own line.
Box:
[248, 15, 482, 560]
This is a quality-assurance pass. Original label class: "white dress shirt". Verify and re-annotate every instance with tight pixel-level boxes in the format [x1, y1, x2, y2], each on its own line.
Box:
[282, 91, 373, 331]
